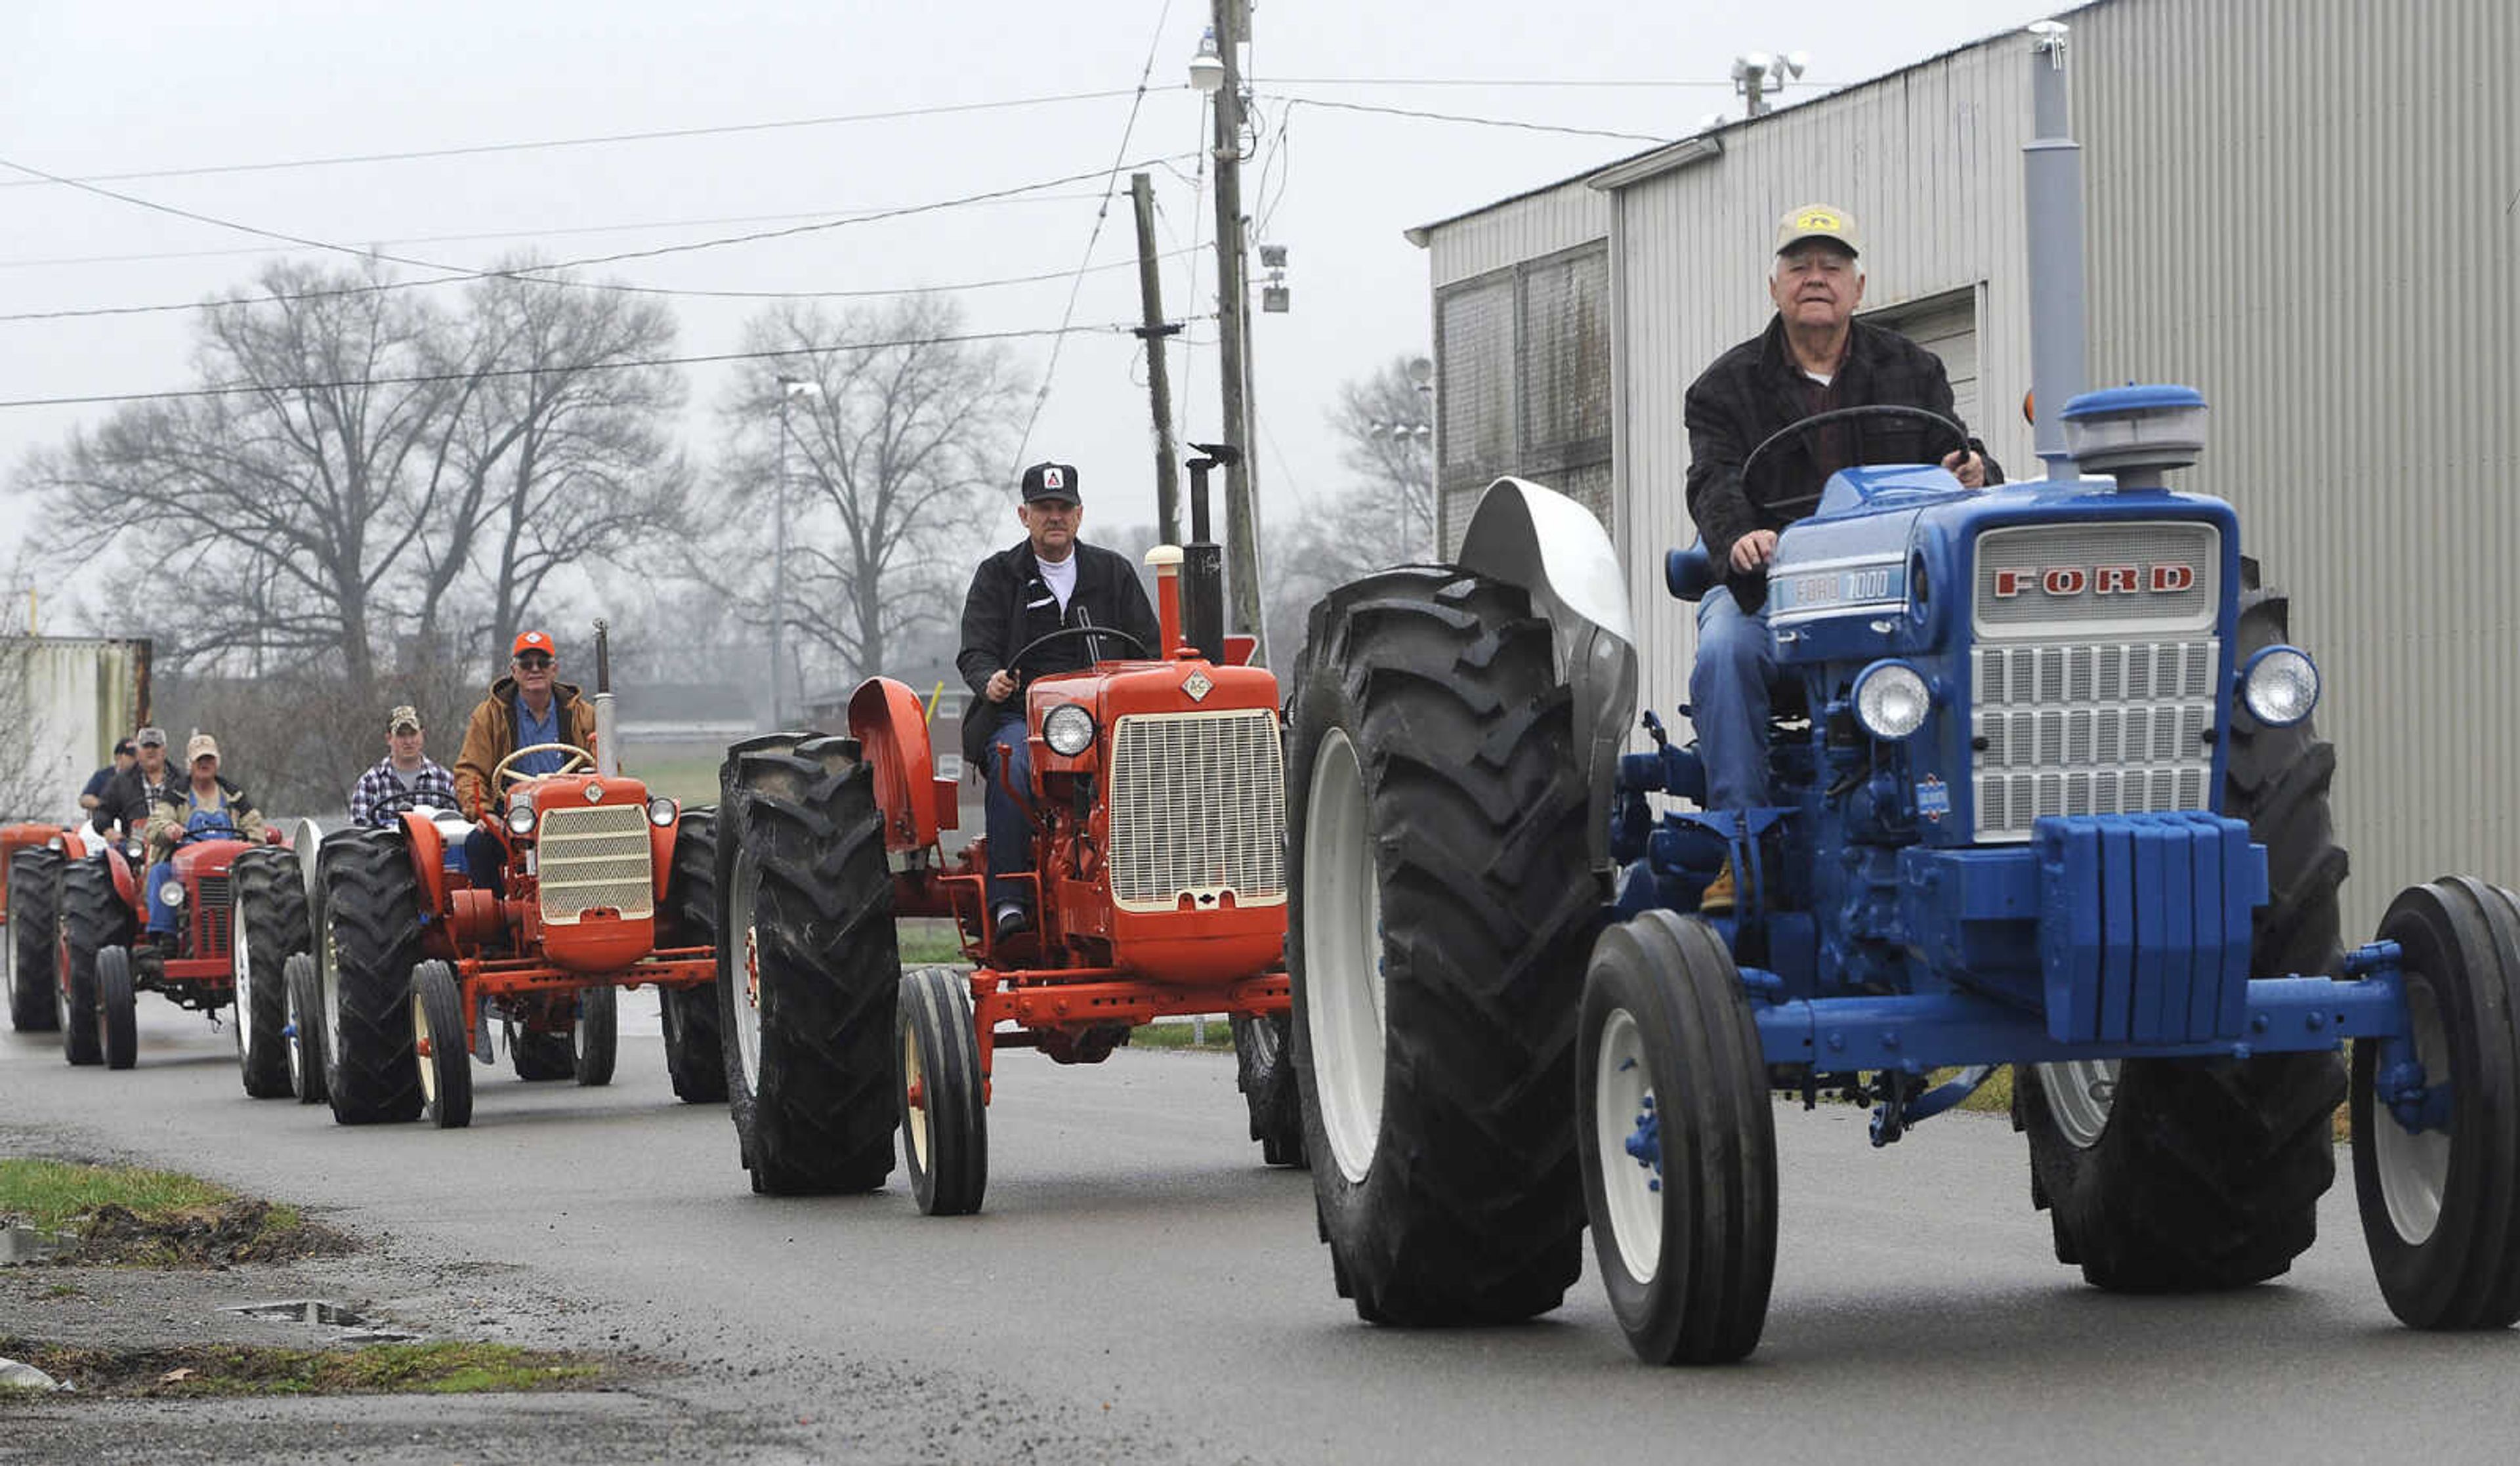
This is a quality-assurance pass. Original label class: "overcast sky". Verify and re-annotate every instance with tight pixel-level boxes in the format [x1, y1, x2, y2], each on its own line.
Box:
[0, 0, 2062, 625]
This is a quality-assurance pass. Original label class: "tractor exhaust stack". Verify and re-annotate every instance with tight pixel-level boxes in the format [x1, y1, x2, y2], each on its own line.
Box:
[591, 618, 620, 778]
[2023, 20, 2088, 481]
[1181, 442, 1240, 663]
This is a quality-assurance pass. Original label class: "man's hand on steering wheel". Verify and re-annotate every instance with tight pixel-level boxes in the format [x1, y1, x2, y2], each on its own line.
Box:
[1941, 447, 1987, 488]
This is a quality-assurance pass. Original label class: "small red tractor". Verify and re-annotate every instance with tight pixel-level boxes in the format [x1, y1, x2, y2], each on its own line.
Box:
[716, 446, 1300, 1213]
[303, 622, 721, 1128]
[7, 816, 307, 1088]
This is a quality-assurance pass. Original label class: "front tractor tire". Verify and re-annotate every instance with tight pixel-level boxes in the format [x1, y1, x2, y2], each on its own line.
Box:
[2351, 878, 2520, 1330]
[9, 847, 62, 1032]
[1577, 912, 1778, 1364]
[285, 951, 328, 1104]
[2018, 579, 2349, 1290]
[96, 944, 138, 1070]
[230, 846, 308, 1099]
[898, 965, 987, 1216]
[1285, 567, 1602, 1325]
[572, 984, 618, 1087]
[1234, 1011, 1306, 1168]
[716, 734, 900, 1196]
[660, 806, 728, 1104]
[412, 959, 474, 1129]
[318, 827, 425, 1125]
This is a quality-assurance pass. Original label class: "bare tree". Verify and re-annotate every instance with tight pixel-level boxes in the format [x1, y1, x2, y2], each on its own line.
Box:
[1261, 355, 1440, 662]
[705, 295, 1028, 686]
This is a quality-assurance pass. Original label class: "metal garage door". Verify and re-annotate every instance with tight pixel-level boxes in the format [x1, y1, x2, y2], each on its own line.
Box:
[1866, 287, 1981, 437]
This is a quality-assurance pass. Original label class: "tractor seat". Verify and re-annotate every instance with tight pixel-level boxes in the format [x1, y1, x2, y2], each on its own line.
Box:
[1665, 541, 1720, 602]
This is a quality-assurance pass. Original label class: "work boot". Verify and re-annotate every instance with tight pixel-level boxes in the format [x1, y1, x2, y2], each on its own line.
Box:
[1698, 858, 1738, 915]
[992, 903, 1032, 942]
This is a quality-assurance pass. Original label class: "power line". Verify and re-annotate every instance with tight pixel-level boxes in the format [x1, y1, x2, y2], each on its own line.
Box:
[1011, 0, 1177, 471]
[0, 194, 1120, 271]
[0, 322, 1140, 411]
[0, 89, 1166, 190]
[0, 154, 1198, 324]
[1275, 96, 1670, 143]
[1255, 75, 1832, 89]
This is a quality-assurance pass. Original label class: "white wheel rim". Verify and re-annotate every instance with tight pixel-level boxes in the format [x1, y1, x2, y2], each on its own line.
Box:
[1595, 1006, 1663, 1284]
[1302, 728, 1385, 1184]
[231, 890, 255, 1062]
[732, 850, 765, 1093]
[413, 980, 438, 1105]
[321, 929, 343, 1074]
[2038, 1058, 2119, 1150]
[2374, 973, 2452, 1245]
[902, 1013, 931, 1171]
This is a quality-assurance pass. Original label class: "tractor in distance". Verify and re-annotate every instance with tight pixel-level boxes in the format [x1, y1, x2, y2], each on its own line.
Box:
[716, 444, 1300, 1214]
[1282, 22, 2520, 1364]
[10, 807, 306, 1089]
[303, 621, 721, 1128]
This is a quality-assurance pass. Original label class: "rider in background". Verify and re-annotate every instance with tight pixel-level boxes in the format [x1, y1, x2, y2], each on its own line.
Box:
[1682, 203, 1998, 908]
[350, 703, 458, 828]
[139, 733, 266, 946]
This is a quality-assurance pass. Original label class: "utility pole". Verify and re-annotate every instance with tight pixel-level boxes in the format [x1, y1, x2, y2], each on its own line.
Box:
[1205, 0, 1265, 660]
[1129, 173, 1184, 546]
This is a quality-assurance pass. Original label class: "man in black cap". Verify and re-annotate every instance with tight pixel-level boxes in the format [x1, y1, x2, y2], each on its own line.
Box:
[956, 461, 1160, 940]
[78, 738, 137, 816]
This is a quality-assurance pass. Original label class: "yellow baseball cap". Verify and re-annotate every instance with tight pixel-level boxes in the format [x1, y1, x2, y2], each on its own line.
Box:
[1774, 203, 1860, 257]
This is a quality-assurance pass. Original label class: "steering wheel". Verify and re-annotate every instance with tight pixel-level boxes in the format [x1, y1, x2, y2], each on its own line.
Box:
[364, 787, 453, 827]
[171, 821, 243, 849]
[492, 742, 594, 789]
[1005, 625, 1154, 676]
[1740, 404, 1971, 514]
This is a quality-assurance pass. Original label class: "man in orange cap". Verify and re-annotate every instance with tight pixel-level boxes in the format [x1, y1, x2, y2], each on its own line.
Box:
[453, 630, 600, 890]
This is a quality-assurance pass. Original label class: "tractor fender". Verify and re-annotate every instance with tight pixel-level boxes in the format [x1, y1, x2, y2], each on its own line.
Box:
[849, 677, 957, 854]
[397, 811, 452, 917]
[1454, 476, 1640, 872]
[104, 843, 139, 908]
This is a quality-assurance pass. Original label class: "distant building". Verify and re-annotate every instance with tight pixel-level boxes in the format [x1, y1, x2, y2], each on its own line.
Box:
[1410, 0, 2520, 933]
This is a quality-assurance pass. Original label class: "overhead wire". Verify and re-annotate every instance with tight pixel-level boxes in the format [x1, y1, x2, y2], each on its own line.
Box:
[1009, 0, 1179, 471]
[0, 321, 1140, 411]
[1273, 96, 1670, 143]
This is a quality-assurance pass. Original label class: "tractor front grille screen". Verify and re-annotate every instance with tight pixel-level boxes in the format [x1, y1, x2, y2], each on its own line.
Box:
[194, 874, 232, 957]
[536, 804, 655, 925]
[1971, 639, 2221, 841]
[1107, 709, 1288, 913]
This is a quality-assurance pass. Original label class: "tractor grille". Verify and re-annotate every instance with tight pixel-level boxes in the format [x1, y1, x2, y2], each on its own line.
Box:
[194, 874, 234, 957]
[1107, 709, 1288, 912]
[536, 804, 655, 925]
[1969, 521, 2225, 843]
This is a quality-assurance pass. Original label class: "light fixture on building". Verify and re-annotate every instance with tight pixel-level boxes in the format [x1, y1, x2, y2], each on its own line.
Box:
[1732, 49, 1810, 118]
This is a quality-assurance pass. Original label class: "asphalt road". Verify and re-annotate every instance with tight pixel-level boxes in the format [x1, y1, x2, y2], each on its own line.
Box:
[8, 992, 2520, 1463]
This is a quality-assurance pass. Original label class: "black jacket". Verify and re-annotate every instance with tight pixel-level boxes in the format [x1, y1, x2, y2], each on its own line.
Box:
[1684, 314, 2000, 577]
[91, 761, 180, 834]
[956, 539, 1160, 765]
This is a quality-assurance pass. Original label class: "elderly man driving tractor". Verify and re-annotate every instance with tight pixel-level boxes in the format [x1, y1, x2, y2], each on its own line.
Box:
[453, 629, 600, 893]
[138, 733, 266, 947]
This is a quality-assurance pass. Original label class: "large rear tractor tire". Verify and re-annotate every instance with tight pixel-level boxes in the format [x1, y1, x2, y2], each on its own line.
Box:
[318, 827, 424, 1125]
[96, 944, 138, 1071]
[2352, 878, 2520, 1330]
[2018, 578, 2348, 1290]
[661, 806, 727, 1103]
[1233, 1012, 1305, 1167]
[413, 959, 474, 1130]
[1577, 912, 1777, 1364]
[285, 951, 328, 1104]
[1285, 568, 1602, 1325]
[230, 847, 307, 1099]
[717, 733, 900, 1196]
[572, 984, 618, 1087]
[59, 855, 127, 1067]
[9, 848, 61, 1032]
[898, 965, 987, 1216]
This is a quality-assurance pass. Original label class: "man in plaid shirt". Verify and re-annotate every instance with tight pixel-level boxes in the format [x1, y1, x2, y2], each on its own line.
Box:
[1683, 203, 1998, 909]
[349, 704, 458, 827]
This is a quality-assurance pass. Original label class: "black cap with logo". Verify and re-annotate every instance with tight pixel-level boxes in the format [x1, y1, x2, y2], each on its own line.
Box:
[1020, 462, 1081, 504]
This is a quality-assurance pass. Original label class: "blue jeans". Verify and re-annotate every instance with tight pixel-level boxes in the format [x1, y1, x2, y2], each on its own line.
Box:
[463, 827, 505, 900]
[979, 712, 1033, 910]
[145, 862, 180, 935]
[1691, 585, 1776, 812]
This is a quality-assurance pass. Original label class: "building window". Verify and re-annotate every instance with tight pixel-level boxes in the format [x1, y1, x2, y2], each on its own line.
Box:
[1434, 241, 1612, 556]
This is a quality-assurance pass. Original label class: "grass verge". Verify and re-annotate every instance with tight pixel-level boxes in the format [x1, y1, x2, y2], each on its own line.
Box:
[0, 1339, 603, 1398]
[0, 1159, 347, 1266]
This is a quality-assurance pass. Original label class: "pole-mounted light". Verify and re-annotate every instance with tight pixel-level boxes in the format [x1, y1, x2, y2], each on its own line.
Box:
[1188, 26, 1225, 95]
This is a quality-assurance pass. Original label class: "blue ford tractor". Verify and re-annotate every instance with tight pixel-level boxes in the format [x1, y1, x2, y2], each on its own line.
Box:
[1282, 22, 2520, 1364]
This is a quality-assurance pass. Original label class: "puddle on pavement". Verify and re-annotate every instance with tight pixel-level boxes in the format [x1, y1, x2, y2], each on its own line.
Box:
[224, 1299, 422, 1344]
[1, 1224, 65, 1264]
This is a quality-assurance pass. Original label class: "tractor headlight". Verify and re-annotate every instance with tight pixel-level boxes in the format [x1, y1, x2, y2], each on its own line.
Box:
[1852, 661, 1932, 740]
[505, 797, 537, 836]
[162, 883, 184, 908]
[1042, 703, 1097, 757]
[646, 795, 677, 827]
[2240, 645, 2319, 727]
[125, 840, 144, 860]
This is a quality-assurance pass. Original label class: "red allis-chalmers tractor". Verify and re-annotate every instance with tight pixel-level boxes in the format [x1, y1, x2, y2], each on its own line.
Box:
[8, 818, 307, 1089]
[716, 446, 1300, 1214]
[303, 622, 722, 1129]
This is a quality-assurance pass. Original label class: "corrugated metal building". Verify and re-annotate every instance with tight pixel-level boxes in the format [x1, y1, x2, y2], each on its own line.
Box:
[1412, 0, 2519, 934]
